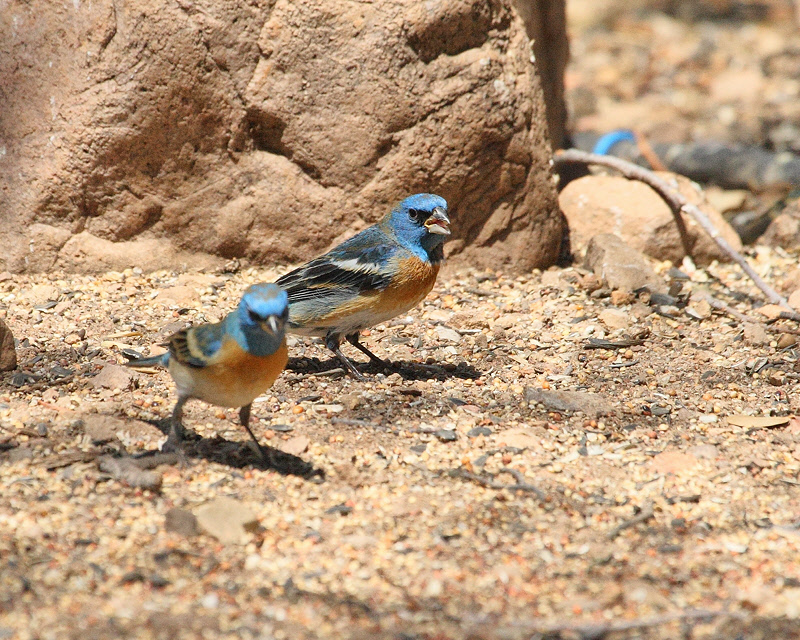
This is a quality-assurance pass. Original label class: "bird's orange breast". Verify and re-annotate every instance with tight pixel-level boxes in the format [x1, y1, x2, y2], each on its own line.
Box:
[180, 340, 289, 408]
[373, 256, 440, 314]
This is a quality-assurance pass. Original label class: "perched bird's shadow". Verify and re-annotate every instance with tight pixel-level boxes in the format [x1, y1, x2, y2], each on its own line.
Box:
[139, 418, 324, 481]
[286, 356, 481, 381]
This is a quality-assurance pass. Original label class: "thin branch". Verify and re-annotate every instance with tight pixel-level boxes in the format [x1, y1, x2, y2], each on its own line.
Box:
[633, 129, 668, 171]
[608, 500, 655, 540]
[698, 292, 761, 324]
[449, 467, 545, 499]
[554, 149, 791, 310]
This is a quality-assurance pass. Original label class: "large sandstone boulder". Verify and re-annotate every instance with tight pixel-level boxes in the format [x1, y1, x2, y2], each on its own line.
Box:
[559, 173, 743, 264]
[0, 0, 564, 274]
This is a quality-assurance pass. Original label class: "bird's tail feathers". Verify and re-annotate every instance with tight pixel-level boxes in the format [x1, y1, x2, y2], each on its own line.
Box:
[124, 353, 169, 368]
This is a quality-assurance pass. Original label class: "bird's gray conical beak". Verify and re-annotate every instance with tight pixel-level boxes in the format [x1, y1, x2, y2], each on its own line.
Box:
[265, 315, 281, 334]
[424, 206, 450, 235]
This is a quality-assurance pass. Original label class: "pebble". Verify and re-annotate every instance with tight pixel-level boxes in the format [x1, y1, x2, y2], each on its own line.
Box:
[271, 423, 294, 433]
[434, 325, 461, 343]
[195, 497, 258, 545]
[165, 507, 200, 537]
[280, 435, 310, 456]
[434, 429, 457, 442]
[598, 308, 631, 330]
[91, 364, 135, 390]
[743, 323, 770, 346]
[524, 387, 612, 417]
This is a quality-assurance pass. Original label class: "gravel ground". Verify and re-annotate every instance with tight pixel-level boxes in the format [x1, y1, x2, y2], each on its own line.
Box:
[5, 3, 800, 639]
[3, 249, 800, 639]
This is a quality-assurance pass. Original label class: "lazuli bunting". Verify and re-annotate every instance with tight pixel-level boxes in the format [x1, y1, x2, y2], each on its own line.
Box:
[275, 193, 450, 380]
[127, 283, 289, 463]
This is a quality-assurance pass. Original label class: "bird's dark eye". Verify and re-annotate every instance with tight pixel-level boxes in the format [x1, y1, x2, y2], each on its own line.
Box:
[248, 309, 262, 323]
[408, 208, 421, 221]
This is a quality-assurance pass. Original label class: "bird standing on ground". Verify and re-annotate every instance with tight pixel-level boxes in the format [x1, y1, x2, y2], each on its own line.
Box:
[127, 283, 289, 464]
[275, 193, 450, 380]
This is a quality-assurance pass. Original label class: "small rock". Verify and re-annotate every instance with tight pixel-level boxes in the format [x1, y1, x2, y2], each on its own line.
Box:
[755, 304, 785, 321]
[0, 319, 17, 371]
[434, 429, 457, 442]
[341, 393, 363, 410]
[270, 423, 294, 433]
[610, 290, 635, 306]
[325, 503, 353, 516]
[467, 426, 492, 437]
[768, 371, 786, 386]
[91, 364, 135, 390]
[81, 414, 126, 443]
[540, 270, 564, 287]
[195, 497, 258, 545]
[524, 387, 612, 417]
[704, 187, 748, 214]
[154, 285, 200, 306]
[580, 273, 603, 291]
[165, 507, 199, 537]
[434, 325, 461, 343]
[201, 593, 220, 609]
[687, 444, 719, 459]
[497, 428, 538, 449]
[584, 234, 666, 294]
[790, 289, 800, 311]
[743, 323, 770, 346]
[495, 313, 528, 330]
[685, 297, 712, 320]
[598, 308, 631, 331]
[778, 333, 798, 349]
[149, 574, 171, 588]
[18, 284, 60, 306]
[651, 450, 699, 474]
[761, 211, 800, 249]
[280, 435, 310, 456]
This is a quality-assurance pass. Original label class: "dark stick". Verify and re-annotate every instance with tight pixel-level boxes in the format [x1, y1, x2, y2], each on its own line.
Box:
[607, 500, 655, 540]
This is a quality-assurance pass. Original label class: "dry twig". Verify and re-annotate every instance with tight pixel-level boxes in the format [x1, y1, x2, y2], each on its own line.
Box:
[607, 500, 655, 540]
[698, 292, 760, 324]
[449, 467, 545, 499]
[554, 149, 791, 310]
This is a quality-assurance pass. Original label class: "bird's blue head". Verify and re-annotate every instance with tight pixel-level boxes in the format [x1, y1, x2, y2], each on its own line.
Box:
[383, 193, 450, 262]
[231, 283, 290, 356]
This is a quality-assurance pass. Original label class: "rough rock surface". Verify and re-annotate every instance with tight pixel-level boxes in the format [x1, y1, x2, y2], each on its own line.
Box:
[1, 0, 564, 274]
[559, 173, 743, 263]
[584, 233, 667, 293]
[0, 319, 16, 371]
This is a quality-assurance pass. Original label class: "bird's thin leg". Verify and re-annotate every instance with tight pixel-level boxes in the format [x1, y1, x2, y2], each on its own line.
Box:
[346, 332, 392, 369]
[163, 395, 188, 453]
[238, 404, 272, 464]
[325, 334, 365, 381]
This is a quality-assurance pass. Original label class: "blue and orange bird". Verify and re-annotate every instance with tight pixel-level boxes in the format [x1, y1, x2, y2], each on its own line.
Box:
[275, 193, 450, 380]
[127, 283, 289, 462]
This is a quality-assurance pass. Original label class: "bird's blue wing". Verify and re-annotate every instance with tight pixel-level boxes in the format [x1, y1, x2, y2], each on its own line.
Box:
[276, 227, 399, 303]
[168, 321, 225, 369]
